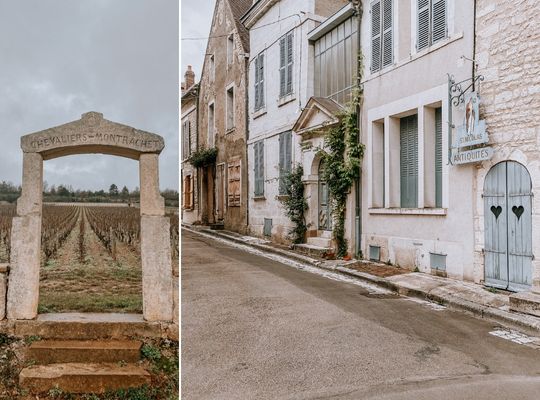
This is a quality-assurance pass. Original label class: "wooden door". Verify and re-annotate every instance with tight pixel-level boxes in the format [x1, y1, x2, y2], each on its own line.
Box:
[318, 160, 332, 231]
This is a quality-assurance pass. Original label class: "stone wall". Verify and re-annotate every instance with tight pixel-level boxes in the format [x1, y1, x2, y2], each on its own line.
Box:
[198, 0, 249, 233]
[473, 0, 540, 290]
[181, 93, 199, 224]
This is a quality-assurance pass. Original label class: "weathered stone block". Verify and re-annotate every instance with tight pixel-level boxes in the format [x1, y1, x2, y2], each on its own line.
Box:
[0, 264, 8, 320]
[7, 215, 42, 320]
[16, 153, 43, 216]
[139, 154, 165, 216]
[509, 291, 540, 318]
[173, 267, 179, 324]
[141, 216, 173, 321]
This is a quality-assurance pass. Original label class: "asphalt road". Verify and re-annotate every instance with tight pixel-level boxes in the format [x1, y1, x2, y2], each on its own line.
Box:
[181, 230, 540, 400]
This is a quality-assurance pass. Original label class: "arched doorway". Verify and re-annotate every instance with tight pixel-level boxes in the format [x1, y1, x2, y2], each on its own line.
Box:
[484, 161, 532, 291]
[318, 159, 332, 231]
[6, 112, 174, 321]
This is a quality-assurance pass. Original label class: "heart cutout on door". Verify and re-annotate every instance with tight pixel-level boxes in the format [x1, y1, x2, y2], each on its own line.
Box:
[512, 205, 524, 220]
[491, 205, 502, 219]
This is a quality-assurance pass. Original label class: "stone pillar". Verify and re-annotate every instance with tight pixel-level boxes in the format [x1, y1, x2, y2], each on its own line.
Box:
[0, 264, 8, 320]
[7, 152, 43, 320]
[139, 153, 173, 321]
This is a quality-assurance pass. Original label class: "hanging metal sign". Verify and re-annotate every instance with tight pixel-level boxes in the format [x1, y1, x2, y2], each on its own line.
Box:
[453, 92, 488, 148]
[452, 146, 493, 165]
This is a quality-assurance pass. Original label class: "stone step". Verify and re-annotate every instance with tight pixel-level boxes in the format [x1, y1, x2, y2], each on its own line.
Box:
[28, 340, 142, 364]
[20, 363, 151, 394]
[307, 236, 332, 248]
[210, 222, 224, 230]
[319, 230, 332, 239]
[293, 243, 333, 258]
[14, 313, 164, 340]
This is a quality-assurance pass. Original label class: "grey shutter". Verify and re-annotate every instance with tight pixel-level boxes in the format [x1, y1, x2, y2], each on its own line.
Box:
[435, 107, 442, 207]
[187, 121, 191, 157]
[279, 133, 285, 194]
[382, 0, 393, 67]
[259, 54, 265, 108]
[371, 0, 381, 72]
[400, 115, 418, 208]
[254, 141, 264, 196]
[417, 0, 430, 50]
[286, 32, 293, 95]
[432, 0, 447, 44]
[279, 36, 286, 97]
[254, 56, 260, 110]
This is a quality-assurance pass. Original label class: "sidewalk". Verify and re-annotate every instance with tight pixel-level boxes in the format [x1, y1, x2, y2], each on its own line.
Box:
[182, 225, 540, 333]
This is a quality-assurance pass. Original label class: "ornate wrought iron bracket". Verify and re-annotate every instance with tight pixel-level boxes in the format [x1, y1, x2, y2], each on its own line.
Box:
[447, 73, 485, 165]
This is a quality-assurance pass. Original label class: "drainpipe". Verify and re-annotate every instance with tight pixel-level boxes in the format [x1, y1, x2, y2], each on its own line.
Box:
[244, 53, 250, 234]
[352, 0, 363, 258]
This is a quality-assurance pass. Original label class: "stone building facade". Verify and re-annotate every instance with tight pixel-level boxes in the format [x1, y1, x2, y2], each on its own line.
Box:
[181, 66, 199, 224]
[242, 0, 347, 244]
[472, 0, 540, 310]
[197, 0, 251, 233]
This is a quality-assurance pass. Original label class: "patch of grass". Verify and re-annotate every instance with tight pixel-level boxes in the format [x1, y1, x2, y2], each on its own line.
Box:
[24, 335, 42, 344]
[141, 344, 161, 362]
[39, 292, 142, 313]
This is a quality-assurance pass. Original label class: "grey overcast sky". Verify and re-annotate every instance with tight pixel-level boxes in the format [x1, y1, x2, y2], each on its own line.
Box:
[181, 0, 215, 84]
[0, 0, 179, 191]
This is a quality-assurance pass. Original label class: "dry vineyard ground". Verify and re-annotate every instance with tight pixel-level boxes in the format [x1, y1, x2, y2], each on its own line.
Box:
[0, 204, 179, 314]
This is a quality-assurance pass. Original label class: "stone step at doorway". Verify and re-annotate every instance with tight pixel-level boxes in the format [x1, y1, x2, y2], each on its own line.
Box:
[20, 338, 150, 394]
[307, 236, 332, 248]
[293, 243, 333, 258]
[20, 362, 150, 394]
[28, 339, 142, 364]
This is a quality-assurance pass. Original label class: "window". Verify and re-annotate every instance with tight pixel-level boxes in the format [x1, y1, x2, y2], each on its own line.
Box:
[400, 115, 418, 208]
[182, 120, 191, 160]
[208, 103, 215, 146]
[226, 86, 234, 130]
[227, 159, 241, 206]
[417, 0, 447, 51]
[435, 107, 442, 207]
[253, 141, 264, 196]
[183, 174, 193, 209]
[278, 131, 292, 195]
[371, 0, 393, 73]
[209, 54, 215, 82]
[279, 31, 294, 97]
[314, 17, 358, 104]
[227, 34, 234, 65]
[254, 53, 265, 111]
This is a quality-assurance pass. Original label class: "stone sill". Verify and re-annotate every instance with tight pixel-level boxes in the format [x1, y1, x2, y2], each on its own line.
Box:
[182, 207, 194, 212]
[226, 127, 236, 135]
[252, 108, 267, 119]
[278, 93, 295, 107]
[252, 196, 266, 201]
[368, 208, 447, 216]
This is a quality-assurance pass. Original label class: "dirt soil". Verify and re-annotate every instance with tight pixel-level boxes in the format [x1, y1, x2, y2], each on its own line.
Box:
[346, 260, 411, 277]
[39, 210, 142, 313]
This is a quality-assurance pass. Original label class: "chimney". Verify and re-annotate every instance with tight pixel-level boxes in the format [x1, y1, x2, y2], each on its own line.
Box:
[184, 65, 195, 90]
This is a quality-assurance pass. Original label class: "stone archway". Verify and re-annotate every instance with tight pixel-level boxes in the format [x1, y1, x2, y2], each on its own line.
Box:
[6, 112, 173, 322]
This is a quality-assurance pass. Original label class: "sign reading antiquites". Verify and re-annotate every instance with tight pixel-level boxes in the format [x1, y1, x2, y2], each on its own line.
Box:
[452, 147, 493, 165]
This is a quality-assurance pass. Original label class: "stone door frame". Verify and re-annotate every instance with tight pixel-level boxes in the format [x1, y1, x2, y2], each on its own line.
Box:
[6, 112, 174, 321]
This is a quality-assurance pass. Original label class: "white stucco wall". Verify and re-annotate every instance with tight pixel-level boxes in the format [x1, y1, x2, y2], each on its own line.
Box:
[360, 0, 477, 280]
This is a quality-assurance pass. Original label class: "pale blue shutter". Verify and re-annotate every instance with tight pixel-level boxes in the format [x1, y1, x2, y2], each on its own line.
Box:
[279, 133, 285, 194]
[259, 54, 265, 109]
[417, 0, 430, 50]
[371, 0, 381, 72]
[286, 32, 293, 95]
[382, 0, 393, 67]
[279, 37, 286, 97]
[254, 56, 260, 110]
[254, 141, 264, 196]
[400, 115, 418, 208]
[435, 107, 442, 207]
[431, 0, 447, 44]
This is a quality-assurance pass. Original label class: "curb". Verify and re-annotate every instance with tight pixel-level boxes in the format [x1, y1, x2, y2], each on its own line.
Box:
[183, 225, 540, 334]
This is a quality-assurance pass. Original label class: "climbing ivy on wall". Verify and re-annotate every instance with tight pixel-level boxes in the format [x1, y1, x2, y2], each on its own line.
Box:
[318, 87, 365, 258]
[279, 164, 308, 244]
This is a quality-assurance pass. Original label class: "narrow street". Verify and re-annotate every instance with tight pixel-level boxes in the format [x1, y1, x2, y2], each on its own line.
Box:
[182, 230, 540, 400]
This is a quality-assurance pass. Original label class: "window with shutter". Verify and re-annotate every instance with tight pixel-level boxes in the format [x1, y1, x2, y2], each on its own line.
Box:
[187, 121, 191, 157]
[183, 175, 193, 209]
[371, 0, 381, 72]
[279, 131, 292, 195]
[279, 32, 294, 97]
[400, 115, 418, 208]
[417, 0, 446, 51]
[254, 53, 265, 111]
[371, 0, 392, 72]
[254, 141, 264, 196]
[435, 107, 442, 208]
[226, 87, 234, 130]
[227, 160, 241, 207]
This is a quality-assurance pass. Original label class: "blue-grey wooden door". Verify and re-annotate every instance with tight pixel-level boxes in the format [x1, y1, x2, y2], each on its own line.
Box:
[484, 161, 532, 291]
[318, 160, 332, 231]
